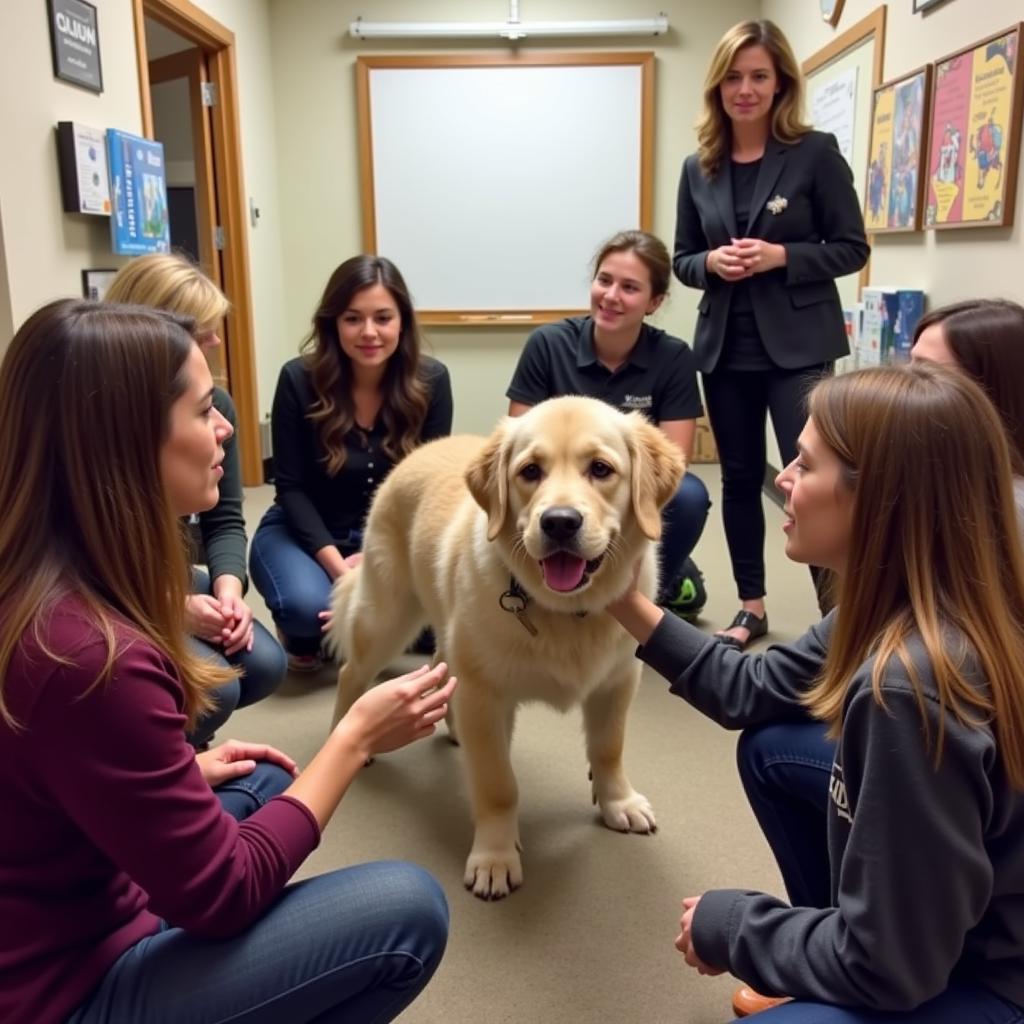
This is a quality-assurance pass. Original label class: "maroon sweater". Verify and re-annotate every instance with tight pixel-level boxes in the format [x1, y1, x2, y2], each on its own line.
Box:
[0, 596, 321, 1023]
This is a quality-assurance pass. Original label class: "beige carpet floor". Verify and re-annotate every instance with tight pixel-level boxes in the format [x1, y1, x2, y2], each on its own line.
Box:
[231, 465, 819, 1023]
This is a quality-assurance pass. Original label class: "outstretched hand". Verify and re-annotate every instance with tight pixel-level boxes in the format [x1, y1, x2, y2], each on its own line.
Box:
[337, 662, 457, 759]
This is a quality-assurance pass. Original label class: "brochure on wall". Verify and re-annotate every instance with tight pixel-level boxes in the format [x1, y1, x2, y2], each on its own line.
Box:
[810, 65, 858, 167]
[56, 121, 110, 215]
[106, 129, 170, 255]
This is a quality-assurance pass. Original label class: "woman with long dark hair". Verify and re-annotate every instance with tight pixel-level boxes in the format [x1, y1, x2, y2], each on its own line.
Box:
[250, 255, 453, 670]
[0, 300, 453, 1024]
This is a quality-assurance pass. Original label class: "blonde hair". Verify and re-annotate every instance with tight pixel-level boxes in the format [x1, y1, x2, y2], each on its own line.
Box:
[695, 19, 811, 179]
[105, 252, 229, 329]
[803, 364, 1024, 789]
[0, 301, 232, 730]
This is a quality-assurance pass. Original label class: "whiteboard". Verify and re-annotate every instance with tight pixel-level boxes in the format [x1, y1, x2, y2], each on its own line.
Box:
[357, 55, 653, 324]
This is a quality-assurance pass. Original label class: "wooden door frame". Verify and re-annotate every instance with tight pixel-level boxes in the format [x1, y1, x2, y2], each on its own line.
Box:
[132, 0, 262, 485]
[148, 48, 226, 384]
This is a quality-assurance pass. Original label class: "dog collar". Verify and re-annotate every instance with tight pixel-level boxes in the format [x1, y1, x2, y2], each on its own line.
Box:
[499, 575, 587, 637]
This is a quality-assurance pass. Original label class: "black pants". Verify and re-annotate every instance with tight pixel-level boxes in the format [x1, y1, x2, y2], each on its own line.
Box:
[703, 364, 830, 600]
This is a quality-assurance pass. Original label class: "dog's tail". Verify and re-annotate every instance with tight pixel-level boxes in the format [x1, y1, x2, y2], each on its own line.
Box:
[323, 566, 361, 660]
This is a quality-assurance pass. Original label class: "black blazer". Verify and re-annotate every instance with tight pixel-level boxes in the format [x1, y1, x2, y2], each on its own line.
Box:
[674, 130, 870, 373]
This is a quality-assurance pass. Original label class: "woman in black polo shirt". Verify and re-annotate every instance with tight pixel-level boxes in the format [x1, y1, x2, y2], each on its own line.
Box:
[506, 230, 710, 618]
[250, 256, 453, 671]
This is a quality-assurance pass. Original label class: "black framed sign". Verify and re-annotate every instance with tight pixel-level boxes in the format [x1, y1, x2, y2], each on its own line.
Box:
[48, 0, 103, 93]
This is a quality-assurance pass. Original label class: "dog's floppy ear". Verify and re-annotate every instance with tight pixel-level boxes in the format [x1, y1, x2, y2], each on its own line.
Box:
[626, 415, 685, 540]
[465, 419, 511, 541]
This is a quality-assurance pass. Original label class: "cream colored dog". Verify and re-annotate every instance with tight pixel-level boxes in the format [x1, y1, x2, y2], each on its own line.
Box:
[329, 396, 683, 899]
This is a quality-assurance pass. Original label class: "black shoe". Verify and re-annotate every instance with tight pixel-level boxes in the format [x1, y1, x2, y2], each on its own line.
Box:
[715, 610, 768, 651]
[660, 557, 707, 622]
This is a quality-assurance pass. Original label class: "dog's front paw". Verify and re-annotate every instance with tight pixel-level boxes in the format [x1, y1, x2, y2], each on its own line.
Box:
[463, 847, 523, 900]
[599, 791, 657, 834]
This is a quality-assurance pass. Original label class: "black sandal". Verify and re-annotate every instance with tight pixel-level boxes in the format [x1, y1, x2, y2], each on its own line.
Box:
[715, 610, 768, 651]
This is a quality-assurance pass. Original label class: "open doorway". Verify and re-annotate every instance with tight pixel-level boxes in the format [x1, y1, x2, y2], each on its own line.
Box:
[132, 0, 262, 485]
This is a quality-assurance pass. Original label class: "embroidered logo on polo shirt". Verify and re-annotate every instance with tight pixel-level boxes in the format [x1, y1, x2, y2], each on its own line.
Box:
[622, 394, 653, 410]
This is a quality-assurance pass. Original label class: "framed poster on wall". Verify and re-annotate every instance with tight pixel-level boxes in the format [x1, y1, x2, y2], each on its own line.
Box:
[865, 66, 931, 232]
[106, 129, 170, 255]
[925, 24, 1024, 228]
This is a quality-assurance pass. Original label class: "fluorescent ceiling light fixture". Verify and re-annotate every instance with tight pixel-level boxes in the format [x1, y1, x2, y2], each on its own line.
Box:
[349, 16, 669, 40]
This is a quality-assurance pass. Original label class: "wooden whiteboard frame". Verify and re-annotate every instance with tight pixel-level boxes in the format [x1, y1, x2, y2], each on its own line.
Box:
[803, 5, 887, 296]
[356, 52, 654, 327]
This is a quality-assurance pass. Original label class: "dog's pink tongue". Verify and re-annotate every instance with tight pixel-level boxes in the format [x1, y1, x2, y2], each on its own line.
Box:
[540, 552, 586, 592]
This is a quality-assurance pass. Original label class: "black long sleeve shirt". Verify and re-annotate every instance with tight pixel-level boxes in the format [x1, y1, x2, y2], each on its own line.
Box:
[270, 356, 453, 555]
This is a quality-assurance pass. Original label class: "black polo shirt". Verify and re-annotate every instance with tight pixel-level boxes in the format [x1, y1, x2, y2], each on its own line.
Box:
[506, 316, 703, 423]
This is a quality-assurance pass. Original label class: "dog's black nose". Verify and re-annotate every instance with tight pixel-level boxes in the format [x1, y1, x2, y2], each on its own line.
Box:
[540, 506, 583, 541]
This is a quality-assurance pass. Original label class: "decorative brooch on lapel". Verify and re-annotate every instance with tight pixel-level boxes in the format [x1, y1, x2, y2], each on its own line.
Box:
[766, 195, 789, 215]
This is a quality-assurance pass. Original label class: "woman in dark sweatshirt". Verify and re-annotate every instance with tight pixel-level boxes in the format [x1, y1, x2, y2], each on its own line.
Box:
[609, 363, 1024, 1022]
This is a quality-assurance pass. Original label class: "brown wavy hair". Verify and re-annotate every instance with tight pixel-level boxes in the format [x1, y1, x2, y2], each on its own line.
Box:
[913, 298, 1024, 476]
[802, 364, 1024, 788]
[695, 19, 811, 179]
[302, 256, 429, 475]
[0, 300, 233, 730]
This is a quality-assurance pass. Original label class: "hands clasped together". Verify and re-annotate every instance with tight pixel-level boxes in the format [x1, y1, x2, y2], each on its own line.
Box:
[708, 238, 786, 281]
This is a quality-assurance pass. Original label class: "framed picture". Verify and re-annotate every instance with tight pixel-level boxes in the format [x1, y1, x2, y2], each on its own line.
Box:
[925, 23, 1024, 229]
[81, 268, 118, 301]
[864, 66, 932, 232]
[47, 0, 103, 93]
[913, 0, 952, 12]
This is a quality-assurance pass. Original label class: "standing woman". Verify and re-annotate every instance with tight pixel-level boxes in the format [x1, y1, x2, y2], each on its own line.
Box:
[674, 19, 869, 648]
[105, 253, 286, 745]
[0, 301, 453, 1024]
[250, 255, 453, 670]
[507, 230, 711, 617]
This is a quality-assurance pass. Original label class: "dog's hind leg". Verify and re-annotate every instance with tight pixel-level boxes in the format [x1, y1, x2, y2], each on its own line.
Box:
[582, 668, 656, 834]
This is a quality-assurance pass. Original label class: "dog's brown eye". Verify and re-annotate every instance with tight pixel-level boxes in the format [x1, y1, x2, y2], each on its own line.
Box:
[590, 460, 614, 479]
[519, 463, 542, 481]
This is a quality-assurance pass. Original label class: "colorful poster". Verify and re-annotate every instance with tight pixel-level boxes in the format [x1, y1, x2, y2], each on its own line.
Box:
[866, 69, 929, 232]
[926, 27, 1021, 227]
[106, 129, 170, 255]
[865, 87, 895, 229]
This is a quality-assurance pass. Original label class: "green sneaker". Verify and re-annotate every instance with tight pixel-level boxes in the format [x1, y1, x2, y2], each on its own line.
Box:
[661, 558, 707, 622]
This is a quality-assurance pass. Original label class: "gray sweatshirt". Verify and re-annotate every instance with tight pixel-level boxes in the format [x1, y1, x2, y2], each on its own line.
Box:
[640, 611, 1024, 1011]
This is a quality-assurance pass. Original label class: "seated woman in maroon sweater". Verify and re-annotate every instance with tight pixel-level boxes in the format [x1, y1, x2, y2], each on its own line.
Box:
[0, 300, 455, 1024]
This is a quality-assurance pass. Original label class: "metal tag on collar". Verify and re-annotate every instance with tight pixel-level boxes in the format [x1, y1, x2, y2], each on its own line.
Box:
[499, 577, 539, 636]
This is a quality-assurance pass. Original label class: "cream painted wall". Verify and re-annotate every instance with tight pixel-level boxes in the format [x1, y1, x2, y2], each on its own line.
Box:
[1, 0, 144, 336]
[180, 0, 289, 419]
[266, 0, 759, 434]
[763, 0, 1024, 304]
[0, 0, 289, 420]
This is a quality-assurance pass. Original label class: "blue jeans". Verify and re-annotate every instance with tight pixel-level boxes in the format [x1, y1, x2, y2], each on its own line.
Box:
[658, 471, 711, 596]
[746, 982, 1024, 1023]
[736, 721, 835, 909]
[68, 763, 449, 1024]
[187, 570, 288, 748]
[249, 506, 363, 656]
